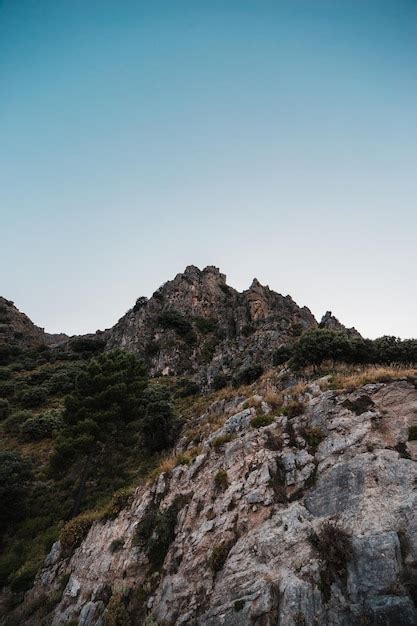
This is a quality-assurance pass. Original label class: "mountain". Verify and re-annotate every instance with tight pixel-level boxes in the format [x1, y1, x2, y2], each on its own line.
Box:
[0, 297, 68, 349]
[21, 372, 417, 625]
[105, 265, 352, 383]
[3, 267, 417, 626]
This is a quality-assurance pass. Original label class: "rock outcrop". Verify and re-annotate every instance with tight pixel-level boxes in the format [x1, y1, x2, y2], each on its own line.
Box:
[0, 297, 47, 348]
[25, 377, 417, 625]
[105, 266, 318, 383]
[320, 311, 361, 338]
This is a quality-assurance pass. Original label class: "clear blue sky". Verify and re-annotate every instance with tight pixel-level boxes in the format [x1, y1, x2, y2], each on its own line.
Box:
[1, 1, 417, 337]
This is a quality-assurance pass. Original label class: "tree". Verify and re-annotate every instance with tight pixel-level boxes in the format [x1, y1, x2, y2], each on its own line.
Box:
[140, 386, 181, 453]
[51, 350, 148, 517]
[291, 329, 352, 368]
[0, 451, 32, 534]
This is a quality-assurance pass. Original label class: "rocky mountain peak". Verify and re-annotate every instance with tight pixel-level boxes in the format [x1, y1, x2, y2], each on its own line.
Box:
[106, 267, 318, 381]
[320, 310, 361, 338]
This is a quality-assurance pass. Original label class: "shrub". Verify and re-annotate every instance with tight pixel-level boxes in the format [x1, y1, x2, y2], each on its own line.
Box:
[0, 451, 32, 533]
[0, 367, 11, 380]
[309, 522, 352, 582]
[234, 599, 245, 611]
[214, 469, 229, 491]
[212, 433, 234, 449]
[232, 363, 263, 387]
[101, 487, 135, 520]
[3, 410, 32, 435]
[134, 495, 189, 569]
[194, 316, 217, 334]
[175, 378, 200, 398]
[201, 337, 218, 363]
[0, 398, 10, 420]
[408, 426, 417, 441]
[301, 426, 325, 453]
[158, 310, 196, 345]
[69, 337, 105, 355]
[282, 400, 305, 418]
[48, 371, 75, 394]
[141, 386, 181, 453]
[18, 386, 48, 408]
[60, 511, 98, 555]
[208, 541, 233, 574]
[20, 409, 63, 441]
[212, 373, 230, 390]
[250, 414, 275, 429]
[272, 345, 293, 366]
[9, 561, 38, 593]
[109, 538, 124, 553]
[104, 593, 131, 626]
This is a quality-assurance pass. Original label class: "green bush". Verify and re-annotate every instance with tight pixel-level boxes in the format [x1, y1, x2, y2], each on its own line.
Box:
[20, 410, 63, 441]
[214, 469, 229, 491]
[250, 414, 275, 429]
[212, 373, 230, 390]
[301, 426, 325, 452]
[0, 398, 10, 420]
[18, 386, 48, 408]
[208, 540, 234, 574]
[101, 486, 135, 520]
[232, 363, 263, 387]
[158, 310, 196, 345]
[282, 401, 305, 418]
[175, 378, 200, 398]
[194, 316, 217, 334]
[3, 410, 32, 435]
[141, 386, 181, 453]
[291, 329, 417, 369]
[272, 345, 293, 366]
[69, 337, 105, 355]
[0, 451, 32, 534]
[60, 511, 98, 555]
[0, 366, 12, 380]
[134, 496, 189, 570]
[48, 371, 75, 394]
[212, 434, 234, 449]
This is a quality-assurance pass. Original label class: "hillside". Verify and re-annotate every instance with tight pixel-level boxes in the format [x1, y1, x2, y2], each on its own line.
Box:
[0, 268, 417, 626]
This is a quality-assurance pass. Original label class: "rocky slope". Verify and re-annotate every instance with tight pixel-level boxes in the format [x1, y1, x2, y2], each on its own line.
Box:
[106, 266, 320, 383]
[0, 297, 68, 348]
[22, 373, 417, 625]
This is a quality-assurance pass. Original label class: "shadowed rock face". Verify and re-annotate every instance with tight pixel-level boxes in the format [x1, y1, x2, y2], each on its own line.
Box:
[24, 379, 417, 626]
[106, 265, 318, 382]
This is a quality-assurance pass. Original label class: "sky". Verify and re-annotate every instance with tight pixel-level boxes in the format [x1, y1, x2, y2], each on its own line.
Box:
[1, 1, 417, 338]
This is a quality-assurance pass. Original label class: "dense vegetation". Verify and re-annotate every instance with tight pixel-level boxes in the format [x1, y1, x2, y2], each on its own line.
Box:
[0, 337, 179, 604]
[275, 329, 417, 369]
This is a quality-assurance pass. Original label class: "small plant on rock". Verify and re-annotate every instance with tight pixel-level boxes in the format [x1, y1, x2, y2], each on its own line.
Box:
[214, 469, 229, 491]
[250, 414, 275, 429]
[208, 540, 234, 574]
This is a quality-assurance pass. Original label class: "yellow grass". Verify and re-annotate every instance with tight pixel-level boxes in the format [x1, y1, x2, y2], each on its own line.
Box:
[328, 366, 417, 392]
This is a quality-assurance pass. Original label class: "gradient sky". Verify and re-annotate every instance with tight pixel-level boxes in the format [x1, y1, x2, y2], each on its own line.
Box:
[1, 1, 417, 338]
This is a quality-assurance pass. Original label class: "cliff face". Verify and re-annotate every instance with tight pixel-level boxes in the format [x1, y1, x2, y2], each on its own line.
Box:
[0, 297, 68, 349]
[0, 297, 46, 348]
[25, 375, 417, 626]
[106, 266, 318, 383]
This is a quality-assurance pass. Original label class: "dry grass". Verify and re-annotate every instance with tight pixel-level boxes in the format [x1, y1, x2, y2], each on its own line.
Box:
[264, 390, 284, 409]
[147, 445, 203, 482]
[327, 366, 417, 392]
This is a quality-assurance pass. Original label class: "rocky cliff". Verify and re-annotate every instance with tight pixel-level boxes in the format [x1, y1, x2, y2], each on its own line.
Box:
[0, 297, 68, 348]
[105, 266, 319, 384]
[22, 372, 417, 625]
